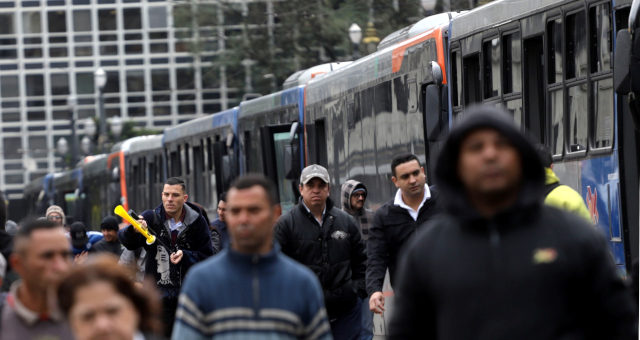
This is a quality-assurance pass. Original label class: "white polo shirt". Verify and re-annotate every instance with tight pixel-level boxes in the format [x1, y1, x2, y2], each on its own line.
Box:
[393, 184, 431, 221]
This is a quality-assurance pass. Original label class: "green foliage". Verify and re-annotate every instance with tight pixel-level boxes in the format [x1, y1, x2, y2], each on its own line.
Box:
[173, 0, 482, 98]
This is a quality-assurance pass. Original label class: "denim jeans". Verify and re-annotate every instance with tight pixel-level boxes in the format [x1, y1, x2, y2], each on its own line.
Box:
[330, 298, 362, 340]
[359, 297, 374, 340]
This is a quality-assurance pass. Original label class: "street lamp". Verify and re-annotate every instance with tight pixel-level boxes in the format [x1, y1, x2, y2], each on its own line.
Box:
[82, 118, 96, 155]
[56, 137, 69, 168]
[110, 116, 123, 141]
[94, 68, 107, 152]
[348, 23, 362, 60]
[67, 95, 78, 166]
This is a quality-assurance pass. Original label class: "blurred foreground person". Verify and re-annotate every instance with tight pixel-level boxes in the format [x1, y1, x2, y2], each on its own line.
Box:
[1, 219, 73, 340]
[388, 105, 636, 340]
[172, 174, 331, 340]
[57, 255, 163, 340]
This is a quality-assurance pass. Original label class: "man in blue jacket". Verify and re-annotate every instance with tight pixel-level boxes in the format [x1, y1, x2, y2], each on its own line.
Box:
[172, 174, 331, 340]
[119, 177, 213, 337]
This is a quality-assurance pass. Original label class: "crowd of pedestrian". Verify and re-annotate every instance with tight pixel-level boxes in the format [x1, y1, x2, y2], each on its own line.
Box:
[0, 103, 636, 340]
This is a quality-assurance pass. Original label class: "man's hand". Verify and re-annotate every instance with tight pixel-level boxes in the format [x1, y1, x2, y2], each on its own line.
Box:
[369, 291, 385, 314]
[170, 250, 183, 264]
[133, 218, 148, 233]
[74, 251, 89, 265]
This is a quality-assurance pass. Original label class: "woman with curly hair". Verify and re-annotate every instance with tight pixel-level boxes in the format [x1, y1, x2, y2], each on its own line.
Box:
[57, 254, 164, 340]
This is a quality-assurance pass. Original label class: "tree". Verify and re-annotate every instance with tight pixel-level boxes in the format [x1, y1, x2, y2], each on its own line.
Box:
[174, 0, 475, 98]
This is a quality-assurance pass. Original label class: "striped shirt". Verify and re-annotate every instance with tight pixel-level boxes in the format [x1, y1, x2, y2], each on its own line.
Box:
[171, 245, 332, 340]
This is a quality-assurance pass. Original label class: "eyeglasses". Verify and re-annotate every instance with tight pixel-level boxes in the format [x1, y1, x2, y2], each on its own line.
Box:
[48, 215, 62, 221]
[352, 193, 366, 198]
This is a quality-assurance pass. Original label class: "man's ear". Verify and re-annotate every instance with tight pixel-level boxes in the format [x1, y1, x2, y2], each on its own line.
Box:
[391, 176, 398, 187]
[184, 194, 189, 202]
[273, 204, 282, 220]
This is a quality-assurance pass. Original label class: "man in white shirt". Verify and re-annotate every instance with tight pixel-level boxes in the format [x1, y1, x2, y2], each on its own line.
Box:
[366, 153, 441, 315]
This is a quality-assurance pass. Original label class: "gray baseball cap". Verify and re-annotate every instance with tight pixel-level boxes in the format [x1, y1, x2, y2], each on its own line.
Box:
[300, 164, 330, 184]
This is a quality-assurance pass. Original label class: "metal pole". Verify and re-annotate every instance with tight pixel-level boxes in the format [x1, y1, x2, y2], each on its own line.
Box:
[70, 104, 78, 166]
[98, 88, 106, 153]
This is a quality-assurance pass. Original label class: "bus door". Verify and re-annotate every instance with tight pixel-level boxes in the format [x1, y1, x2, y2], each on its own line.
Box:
[423, 61, 448, 179]
[211, 131, 238, 200]
[260, 123, 301, 212]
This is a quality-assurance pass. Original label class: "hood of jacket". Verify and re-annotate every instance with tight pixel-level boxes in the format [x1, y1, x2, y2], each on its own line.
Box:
[340, 180, 367, 214]
[434, 104, 545, 223]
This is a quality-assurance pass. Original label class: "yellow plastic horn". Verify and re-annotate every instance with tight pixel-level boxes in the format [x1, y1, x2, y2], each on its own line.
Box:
[114, 205, 156, 245]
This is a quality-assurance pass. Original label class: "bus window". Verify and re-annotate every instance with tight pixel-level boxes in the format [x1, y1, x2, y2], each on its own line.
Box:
[567, 84, 588, 152]
[547, 18, 563, 84]
[506, 99, 523, 128]
[593, 78, 614, 149]
[502, 32, 522, 94]
[451, 50, 462, 107]
[483, 38, 501, 99]
[590, 3, 612, 73]
[549, 89, 564, 156]
[463, 54, 481, 105]
[566, 11, 587, 79]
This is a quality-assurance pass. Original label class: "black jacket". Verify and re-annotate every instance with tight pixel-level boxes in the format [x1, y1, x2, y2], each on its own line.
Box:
[366, 187, 440, 295]
[274, 197, 366, 319]
[388, 105, 636, 340]
[119, 201, 213, 298]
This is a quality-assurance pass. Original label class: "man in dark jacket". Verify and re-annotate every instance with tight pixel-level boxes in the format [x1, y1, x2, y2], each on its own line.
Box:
[210, 192, 228, 250]
[119, 177, 213, 337]
[341, 179, 375, 339]
[388, 104, 636, 339]
[275, 164, 367, 340]
[367, 153, 440, 315]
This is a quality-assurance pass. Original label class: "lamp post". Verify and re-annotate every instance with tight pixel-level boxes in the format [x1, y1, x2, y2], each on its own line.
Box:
[67, 95, 78, 166]
[94, 68, 107, 152]
[82, 118, 96, 155]
[56, 137, 69, 169]
[110, 116, 123, 142]
[348, 23, 362, 60]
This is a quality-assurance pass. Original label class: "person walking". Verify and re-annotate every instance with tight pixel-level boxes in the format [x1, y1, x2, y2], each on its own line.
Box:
[211, 192, 228, 249]
[341, 180, 374, 340]
[366, 153, 440, 315]
[172, 174, 332, 340]
[119, 177, 213, 337]
[388, 104, 636, 339]
[275, 165, 366, 340]
[93, 216, 124, 256]
[535, 144, 592, 221]
[0, 219, 74, 340]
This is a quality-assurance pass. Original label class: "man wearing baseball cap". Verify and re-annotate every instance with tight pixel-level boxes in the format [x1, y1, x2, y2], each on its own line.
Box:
[275, 164, 367, 340]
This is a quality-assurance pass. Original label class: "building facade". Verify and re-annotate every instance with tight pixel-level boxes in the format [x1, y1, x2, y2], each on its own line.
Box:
[0, 0, 276, 199]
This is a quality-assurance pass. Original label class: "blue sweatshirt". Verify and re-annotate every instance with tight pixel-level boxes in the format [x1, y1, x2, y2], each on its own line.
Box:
[172, 244, 332, 340]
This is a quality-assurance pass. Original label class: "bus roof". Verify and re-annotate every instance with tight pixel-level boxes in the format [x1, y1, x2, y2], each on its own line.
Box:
[450, 0, 569, 40]
[239, 86, 301, 118]
[163, 115, 216, 143]
[306, 20, 449, 105]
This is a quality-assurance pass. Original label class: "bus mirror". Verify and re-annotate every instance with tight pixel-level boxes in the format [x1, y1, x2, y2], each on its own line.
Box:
[614, 29, 631, 95]
[289, 122, 300, 143]
[430, 61, 443, 85]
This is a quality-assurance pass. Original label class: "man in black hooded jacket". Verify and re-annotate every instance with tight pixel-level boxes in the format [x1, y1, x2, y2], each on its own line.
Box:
[388, 104, 636, 339]
[275, 164, 366, 340]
